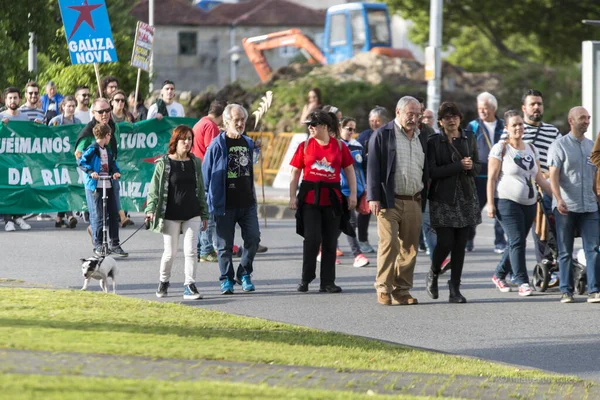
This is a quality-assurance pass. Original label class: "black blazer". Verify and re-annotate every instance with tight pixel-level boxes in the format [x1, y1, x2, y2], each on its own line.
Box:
[427, 128, 480, 205]
[367, 121, 428, 211]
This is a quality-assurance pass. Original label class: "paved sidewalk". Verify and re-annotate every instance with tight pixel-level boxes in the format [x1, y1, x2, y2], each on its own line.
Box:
[1, 349, 596, 399]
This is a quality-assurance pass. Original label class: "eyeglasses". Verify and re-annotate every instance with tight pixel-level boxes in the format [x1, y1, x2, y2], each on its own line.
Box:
[94, 108, 112, 115]
[27, 91, 39, 95]
[344, 127, 355, 131]
[113, 98, 125, 103]
[307, 121, 323, 127]
[80, 93, 90, 98]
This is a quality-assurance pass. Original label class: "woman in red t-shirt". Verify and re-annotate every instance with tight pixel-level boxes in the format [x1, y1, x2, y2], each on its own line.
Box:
[289, 110, 357, 293]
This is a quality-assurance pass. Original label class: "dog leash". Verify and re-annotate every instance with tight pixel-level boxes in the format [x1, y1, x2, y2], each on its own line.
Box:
[118, 220, 148, 247]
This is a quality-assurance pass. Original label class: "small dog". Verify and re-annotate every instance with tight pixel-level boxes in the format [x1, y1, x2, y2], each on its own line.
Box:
[81, 256, 118, 294]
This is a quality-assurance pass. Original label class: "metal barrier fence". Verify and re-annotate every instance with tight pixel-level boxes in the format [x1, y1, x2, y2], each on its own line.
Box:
[247, 132, 298, 185]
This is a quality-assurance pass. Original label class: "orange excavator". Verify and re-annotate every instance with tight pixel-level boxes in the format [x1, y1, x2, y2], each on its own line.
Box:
[242, 2, 414, 82]
[243, 29, 325, 83]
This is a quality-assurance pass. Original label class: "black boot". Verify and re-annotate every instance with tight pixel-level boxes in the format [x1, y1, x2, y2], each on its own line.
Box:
[448, 280, 466, 303]
[426, 270, 439, 299]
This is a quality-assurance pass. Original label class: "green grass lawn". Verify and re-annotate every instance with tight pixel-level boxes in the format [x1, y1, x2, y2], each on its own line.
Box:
[0, 287, 582, 399]
[1, 374, 451, 400]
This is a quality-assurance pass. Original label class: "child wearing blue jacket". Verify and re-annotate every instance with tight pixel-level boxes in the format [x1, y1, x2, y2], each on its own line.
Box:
[340, 118, 370, 268]
[78, 123, 128, 257]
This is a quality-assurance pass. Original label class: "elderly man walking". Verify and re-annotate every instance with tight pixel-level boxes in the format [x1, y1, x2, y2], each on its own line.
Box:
[549, 106, 600, 304]
[203, 104, 261, 295]
[367, 96, 428, 306]
[467, 92, 506, 253]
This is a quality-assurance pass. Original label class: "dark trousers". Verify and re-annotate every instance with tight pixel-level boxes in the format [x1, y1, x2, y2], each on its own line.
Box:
[469, 176, 506, 246]
[3, 215, 24, 222]
[431, 226, 469, 283]
[357, 212, 371, 242]
[494, 199, 536, 285]
[301, 204, 340, 285]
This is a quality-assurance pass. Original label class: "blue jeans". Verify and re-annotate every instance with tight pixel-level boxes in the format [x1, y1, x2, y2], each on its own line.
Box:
[86, 187, 120, 248]
[198, 214, 217, 256]
[215, 204, 260, 281]
[494, 199, 536, 285]
[554, 210, 600, 294]
[422, 203, 437, 261]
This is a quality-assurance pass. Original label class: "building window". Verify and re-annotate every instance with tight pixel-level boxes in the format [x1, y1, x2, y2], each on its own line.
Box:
[179, 32, 197, 55]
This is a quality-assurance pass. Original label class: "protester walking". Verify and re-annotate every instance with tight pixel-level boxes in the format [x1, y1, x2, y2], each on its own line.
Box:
[339, 117, 370, 268]
[549, 106, 600, 303]
[203, 104, 261, 294]
[289, 110, 357, 293]
[145, 125, 209, 300]
[488, 111, 551, 297]
[425, 102, 481, 303]
[367, 96, 428, 306]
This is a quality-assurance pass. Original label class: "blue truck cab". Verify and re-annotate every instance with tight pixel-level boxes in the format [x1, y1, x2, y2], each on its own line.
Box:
[322, 2, 393, 65]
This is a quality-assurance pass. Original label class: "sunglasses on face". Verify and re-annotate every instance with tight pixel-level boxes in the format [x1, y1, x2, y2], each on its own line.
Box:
[95, 108, 112, 115]
[344, 127, 355, 131]
[113, 98, 125, 103]
[307, 121, 323, 127]
[80, 93, 90, 98]
[27, 91, 39, 95]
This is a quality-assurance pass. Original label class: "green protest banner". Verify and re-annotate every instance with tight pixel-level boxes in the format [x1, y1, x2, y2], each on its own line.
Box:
[0, 118, 197, 214]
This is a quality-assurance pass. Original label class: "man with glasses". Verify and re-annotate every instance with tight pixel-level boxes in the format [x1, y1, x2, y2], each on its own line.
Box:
[367, 96, 428, 306]
[19, 82, 44, 123]
[74, 85, 91, 124]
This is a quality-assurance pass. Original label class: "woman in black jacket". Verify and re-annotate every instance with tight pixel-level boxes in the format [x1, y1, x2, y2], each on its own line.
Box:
[426, 102, 481, 303]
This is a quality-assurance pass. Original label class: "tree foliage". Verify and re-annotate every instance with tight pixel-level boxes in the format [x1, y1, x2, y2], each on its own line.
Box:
[386, 0, 600, 71]
[0, 0, 148, 99]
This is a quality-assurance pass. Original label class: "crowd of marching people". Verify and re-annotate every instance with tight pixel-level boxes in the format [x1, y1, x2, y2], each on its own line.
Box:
[2, 77, 600, 304]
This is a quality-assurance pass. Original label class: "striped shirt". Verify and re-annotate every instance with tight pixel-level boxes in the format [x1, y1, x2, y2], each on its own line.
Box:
[393, 122, 424, 196]
[501, 122, 560, 172]
[18, 106, 45, 122]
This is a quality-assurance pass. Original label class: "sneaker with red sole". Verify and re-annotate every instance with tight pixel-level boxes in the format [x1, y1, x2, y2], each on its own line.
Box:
[336, 248, 344, 257]
[492, 275, 511, 293]
[353, 254, 370, 268]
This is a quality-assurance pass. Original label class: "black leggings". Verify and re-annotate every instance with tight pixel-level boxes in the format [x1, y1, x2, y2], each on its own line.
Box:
[431, 226, 470, 283]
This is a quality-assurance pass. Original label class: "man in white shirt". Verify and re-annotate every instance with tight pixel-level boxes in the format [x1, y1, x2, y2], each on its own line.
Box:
[74, 85, 91, 124]
[147, 80, 185, 120]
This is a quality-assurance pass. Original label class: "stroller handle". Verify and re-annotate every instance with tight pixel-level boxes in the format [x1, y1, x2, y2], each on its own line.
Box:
[98, 175, 112, 180]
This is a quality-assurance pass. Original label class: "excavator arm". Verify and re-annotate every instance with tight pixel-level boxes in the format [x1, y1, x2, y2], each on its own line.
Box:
[243, 29, 326, 83]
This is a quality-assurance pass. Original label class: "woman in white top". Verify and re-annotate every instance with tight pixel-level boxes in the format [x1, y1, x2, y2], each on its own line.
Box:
[487, 110, 551, 296]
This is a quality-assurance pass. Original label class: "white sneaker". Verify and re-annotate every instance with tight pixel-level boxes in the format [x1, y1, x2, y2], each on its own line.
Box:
[4, 221, 16, 232]
[353, 254, 370, 268]
[518, 283, 533, 297]
[15, 218, 31, 230]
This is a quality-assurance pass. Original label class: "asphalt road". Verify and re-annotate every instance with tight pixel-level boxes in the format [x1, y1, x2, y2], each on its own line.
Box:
[2, 212, 599, 382]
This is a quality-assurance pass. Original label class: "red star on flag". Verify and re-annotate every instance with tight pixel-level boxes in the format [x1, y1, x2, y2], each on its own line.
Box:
[67, 0, 103, 40]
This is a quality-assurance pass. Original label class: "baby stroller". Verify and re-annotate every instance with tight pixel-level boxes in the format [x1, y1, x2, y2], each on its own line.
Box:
[531, 192, 587, 294]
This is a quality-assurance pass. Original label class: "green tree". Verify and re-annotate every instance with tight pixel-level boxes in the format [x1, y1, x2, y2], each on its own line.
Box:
[0, 0, 147, 100]
[386, 0, 600, 71]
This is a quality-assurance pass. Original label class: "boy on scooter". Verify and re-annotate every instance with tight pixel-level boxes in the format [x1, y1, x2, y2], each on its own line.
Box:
[79, 123, 128, 257]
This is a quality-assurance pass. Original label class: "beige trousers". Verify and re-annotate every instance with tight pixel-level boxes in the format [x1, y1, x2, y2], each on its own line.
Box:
[374, 198, 422, 295]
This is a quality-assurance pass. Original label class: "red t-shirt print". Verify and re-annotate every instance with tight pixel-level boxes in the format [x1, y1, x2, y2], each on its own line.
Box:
[290, 137, 353, 206]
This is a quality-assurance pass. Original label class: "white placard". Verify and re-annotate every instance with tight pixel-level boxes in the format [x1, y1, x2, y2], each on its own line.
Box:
[272, 133, 307, 189]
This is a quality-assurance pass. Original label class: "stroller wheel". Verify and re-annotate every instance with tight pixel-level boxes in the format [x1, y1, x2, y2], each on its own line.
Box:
[533, 263, 550, 292]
